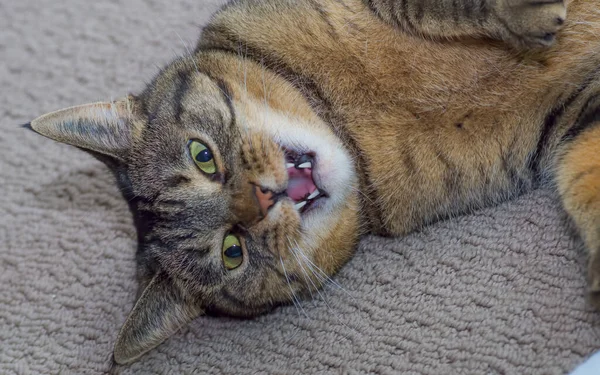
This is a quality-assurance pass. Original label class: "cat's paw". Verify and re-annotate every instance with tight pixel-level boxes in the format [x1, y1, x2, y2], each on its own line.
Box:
[494, 0, 567, 48]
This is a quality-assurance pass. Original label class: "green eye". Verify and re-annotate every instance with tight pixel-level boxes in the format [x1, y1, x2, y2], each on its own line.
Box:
[222, 234, 243, 270]
[189, 140, 217, 174]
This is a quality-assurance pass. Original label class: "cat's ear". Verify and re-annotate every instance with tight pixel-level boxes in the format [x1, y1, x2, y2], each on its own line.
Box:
[113, 272, 203, 365]
[29, 97, 143, 162]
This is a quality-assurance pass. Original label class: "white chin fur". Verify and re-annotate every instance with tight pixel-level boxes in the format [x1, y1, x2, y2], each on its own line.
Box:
[239, 99, 357, 248]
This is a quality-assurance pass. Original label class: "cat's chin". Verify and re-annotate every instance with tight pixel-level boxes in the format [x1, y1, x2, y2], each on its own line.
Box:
[230, 95, 360, 267]
[279, 139, 353, 228]
[240, 97, 357, 223]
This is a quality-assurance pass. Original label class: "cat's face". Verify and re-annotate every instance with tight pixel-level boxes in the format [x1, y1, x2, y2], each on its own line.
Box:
[30, 54, 361, 363]
[131, 56, 360, 313]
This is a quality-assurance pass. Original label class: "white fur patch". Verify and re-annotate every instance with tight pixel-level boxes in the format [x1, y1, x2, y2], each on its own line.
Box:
[238, 98, 358, 251]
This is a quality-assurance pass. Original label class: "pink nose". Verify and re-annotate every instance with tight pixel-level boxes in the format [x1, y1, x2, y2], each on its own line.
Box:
[253, 185, 275, 218]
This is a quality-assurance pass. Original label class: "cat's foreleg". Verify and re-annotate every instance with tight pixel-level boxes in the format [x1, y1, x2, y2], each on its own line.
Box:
[365, 0, 566, 48]
[555, 96, 600, 308]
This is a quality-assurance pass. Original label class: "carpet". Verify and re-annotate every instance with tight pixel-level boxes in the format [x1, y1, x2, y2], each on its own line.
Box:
[1, 0, 599, 374]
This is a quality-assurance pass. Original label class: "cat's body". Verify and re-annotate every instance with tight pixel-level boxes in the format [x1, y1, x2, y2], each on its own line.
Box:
[28, 0, 600, 365]
[200, 0, 597, 236]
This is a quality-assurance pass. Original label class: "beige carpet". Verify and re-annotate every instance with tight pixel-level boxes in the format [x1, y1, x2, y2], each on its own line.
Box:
[2, 0, 600, 374]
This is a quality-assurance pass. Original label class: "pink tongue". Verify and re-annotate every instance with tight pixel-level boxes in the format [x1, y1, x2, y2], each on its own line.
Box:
[286, 167, 316, 202]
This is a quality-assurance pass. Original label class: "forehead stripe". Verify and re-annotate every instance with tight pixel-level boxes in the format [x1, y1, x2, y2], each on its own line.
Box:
[173, 70, 191, 122]
[213, 78, 236, 134]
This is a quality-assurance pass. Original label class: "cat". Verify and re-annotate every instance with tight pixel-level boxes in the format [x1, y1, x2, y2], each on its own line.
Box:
[26, 0, 600, 365]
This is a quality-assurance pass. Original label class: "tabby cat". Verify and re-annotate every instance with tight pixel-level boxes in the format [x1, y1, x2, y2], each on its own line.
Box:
[28, 0, 600, 365]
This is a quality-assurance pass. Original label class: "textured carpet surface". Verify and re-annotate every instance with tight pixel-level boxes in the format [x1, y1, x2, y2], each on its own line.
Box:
[2, 0, 600, 374]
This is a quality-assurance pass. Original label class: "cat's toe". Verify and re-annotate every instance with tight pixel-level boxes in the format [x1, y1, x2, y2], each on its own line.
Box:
[496, 0, 567, 48]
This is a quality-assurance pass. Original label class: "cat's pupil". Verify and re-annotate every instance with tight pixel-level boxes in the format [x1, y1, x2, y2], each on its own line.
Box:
[195, 149, 213, 163]
[224, 245, 242, 258]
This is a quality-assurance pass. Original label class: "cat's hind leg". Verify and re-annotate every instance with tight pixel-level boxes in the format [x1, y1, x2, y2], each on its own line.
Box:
[555, 95, 600, 308]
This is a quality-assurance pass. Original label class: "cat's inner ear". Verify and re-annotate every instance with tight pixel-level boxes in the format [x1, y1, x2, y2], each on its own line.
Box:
[113, 272, 204, 365]
[29, 97, 143, 162]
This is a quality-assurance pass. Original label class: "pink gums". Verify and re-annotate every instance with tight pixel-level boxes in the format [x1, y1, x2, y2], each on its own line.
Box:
[286, 166, 316, 202]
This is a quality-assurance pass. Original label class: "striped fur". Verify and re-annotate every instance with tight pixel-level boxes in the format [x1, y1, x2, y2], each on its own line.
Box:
[29, 0, 600, 365]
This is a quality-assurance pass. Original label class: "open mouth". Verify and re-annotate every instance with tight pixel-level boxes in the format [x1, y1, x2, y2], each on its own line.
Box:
[284, 151, 328, 214]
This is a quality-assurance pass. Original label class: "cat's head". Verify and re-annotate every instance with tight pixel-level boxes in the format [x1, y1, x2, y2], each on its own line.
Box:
[29, 53, 361, 364]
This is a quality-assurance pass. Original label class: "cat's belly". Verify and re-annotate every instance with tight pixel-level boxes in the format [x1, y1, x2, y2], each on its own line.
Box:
[350, 104, 544, 235]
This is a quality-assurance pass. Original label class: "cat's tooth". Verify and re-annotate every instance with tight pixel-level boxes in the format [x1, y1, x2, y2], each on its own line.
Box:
[294, 201, 307, 210]
[307, 189, 320, 200]
[286, 163, 295, 169]
[295, 154, 312, 168]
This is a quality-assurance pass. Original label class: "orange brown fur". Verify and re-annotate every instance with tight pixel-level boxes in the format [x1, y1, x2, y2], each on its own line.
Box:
[198, 0, 600, 306]
[28, 0, 600, 365]
[557, 117, 600, 306]
[200, 0, 598, 231]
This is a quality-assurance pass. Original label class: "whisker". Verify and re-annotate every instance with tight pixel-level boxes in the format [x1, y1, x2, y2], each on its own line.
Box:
[294, 244, 355, 301]
[290, 240, 353, 331]
[260, 60, 270, 156]
[348, 184, 376, 207]
[243, 45, 249, 96]
[175, 31, 200, 75]
[280, 256, 308, 318]
[290, 238, 332, 294]
[238, 54, 254, 151]
[286, 238, 316, 302]
[290, 246, 327, 307]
